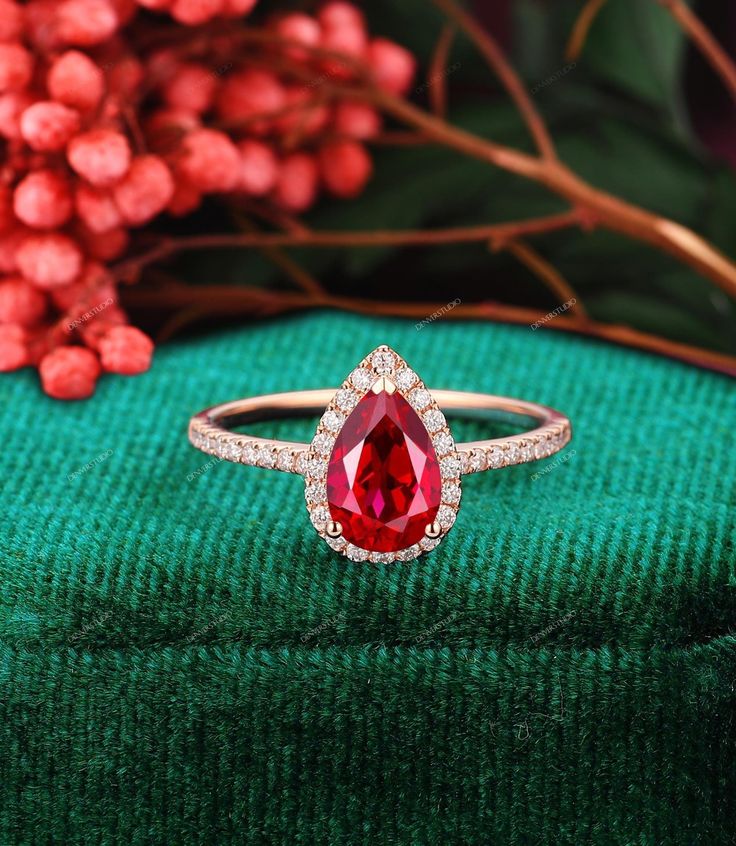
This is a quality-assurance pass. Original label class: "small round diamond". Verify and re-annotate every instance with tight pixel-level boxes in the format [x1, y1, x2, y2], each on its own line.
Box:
[346, 544, 370, 562]
[277, 449, 295, 472]
[370, 551, 394, 563]
[326, 535, 346, 551]
[295, 451, 309, 475]
[486, 446, 503, 469]
[350, 368, 373, 390]
[467, 449, 487, 473]
[335, 388, 358, 411]
[321, 410, 344, 432]
[505, 442, 519, 464]
[305, 483, 324, 503]
[259, 448, 276, 468]
[307, 456, 328, 478]
[242, 443, 258, 465]
[420, 536, 441, 551]
[437, 505, 456, 529]
[519, 440, 535, 462]
[396, 544, 421, 561]
[432, 432, 454, 456]
[441, 455, 462, 477]
[312, 432, 335, 455]
[223, 440, 242, 461]
[371, 350, 395, 375]
[310, 505, 330, 529]
[408, 388, 431, 410]
[394, 367, 417, 391]
[423, 409, 446, 433]
[442, 482, 461, 504]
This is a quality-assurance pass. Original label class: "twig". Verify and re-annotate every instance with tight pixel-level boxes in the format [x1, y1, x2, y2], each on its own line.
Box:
[111, 211, 583, 281]
[429, 0, 558, 160]
[357, 85, 736, 296]
[427, 24, 456, 118]
[565, 0, 609, 61]
[658, 0, 736, 104]
[503, 240, 587, 317]
[121, 282, 736, 378]
[230, 211, 325, 296]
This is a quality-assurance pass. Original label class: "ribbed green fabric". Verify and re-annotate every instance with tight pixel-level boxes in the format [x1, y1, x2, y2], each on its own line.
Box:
[0, 313, 734, 846]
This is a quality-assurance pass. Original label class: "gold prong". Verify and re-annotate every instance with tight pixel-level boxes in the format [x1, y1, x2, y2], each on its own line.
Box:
[425, 521, 442, 539]
[326, 520, 343, 538]
[371, 377, 396, 395]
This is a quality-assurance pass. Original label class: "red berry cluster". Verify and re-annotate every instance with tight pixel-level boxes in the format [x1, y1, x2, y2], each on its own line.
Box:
[0, 0, 416, 398]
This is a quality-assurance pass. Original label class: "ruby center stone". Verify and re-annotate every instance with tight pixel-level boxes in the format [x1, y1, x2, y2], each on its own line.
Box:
[326, 389, 442, 553]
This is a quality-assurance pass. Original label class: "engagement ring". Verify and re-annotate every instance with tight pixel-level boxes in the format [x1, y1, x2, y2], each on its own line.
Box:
[189, 346, 572, 562]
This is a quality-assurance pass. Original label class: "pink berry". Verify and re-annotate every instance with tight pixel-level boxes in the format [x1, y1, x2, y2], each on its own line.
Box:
[0, 2, 24, 43]
[318, 1, 364, 30]
[0, 225, 31, 274]
[0, 277, 46, 326]
[0, 44, 33, 94]
[216, 69, 286, 135]
[75, 184, 122, 233]
[76, 223, 128, 260]
[177, 128, 240, 192]
[0, 323, 27, 371]
[167, 179, 201, 217]
[25, 0, 64, 52]
[47, 51, 105, 112]
[162, 63, 218, 114]
[56, 0, 119, 47]
[237, 140, 278, 196]
[367, 38, 416, 95]
[319, 139, 372, 198]
[273, 13, 321, 61]
[275, 86, 330, 138]
[39, 345, 101, 399]
[98, 325, 153, 374]
[51, 261, 115, 311]
[105, 55, 145, 99]
[67, 128, 132, 187]
[273, 152, 319, 212]
[20, 101, 81, 151]
[113, 155, 174, 225]
[170, 0, 222, 25]
[136, 0, 170, 8]
[78, 303, 126, 349]
[14, 170, 74, 230]
[0, 91, 34, 140]
[332, 100, 382, 139]
[220, 0, 256, 16]
[319, 5, 367, 78]
[16, 233, 83, 289]
[144, 108, 200, 154]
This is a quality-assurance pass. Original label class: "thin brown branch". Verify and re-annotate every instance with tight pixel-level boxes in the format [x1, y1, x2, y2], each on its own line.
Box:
[503, 240, 588, 317]
[429, 0, 558, 160]
[659, 0, 736, 104]
[565, 0, 609, 61]
[111, 211, 583, 282]
[230, 212, 325, 296]
[427, 23, 456, 118]
[355, 85, 736, 297]
[121, 283, 736, 378]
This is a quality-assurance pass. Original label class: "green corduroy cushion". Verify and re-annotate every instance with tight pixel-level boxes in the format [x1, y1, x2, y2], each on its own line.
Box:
[0, 312, 734, 846]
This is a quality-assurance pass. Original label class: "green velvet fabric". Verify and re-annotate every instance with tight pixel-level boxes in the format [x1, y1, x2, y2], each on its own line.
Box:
[0, 313, 734, 846]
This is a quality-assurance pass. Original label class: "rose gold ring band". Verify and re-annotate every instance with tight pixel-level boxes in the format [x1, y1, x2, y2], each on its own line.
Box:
[188, 389, 572, 476]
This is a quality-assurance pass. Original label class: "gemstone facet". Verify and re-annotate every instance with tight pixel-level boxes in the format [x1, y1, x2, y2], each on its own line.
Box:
[326, 387, 441, 552]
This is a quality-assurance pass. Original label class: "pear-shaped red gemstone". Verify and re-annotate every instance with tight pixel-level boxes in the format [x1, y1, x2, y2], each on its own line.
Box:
[327, 388, 442, 553]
